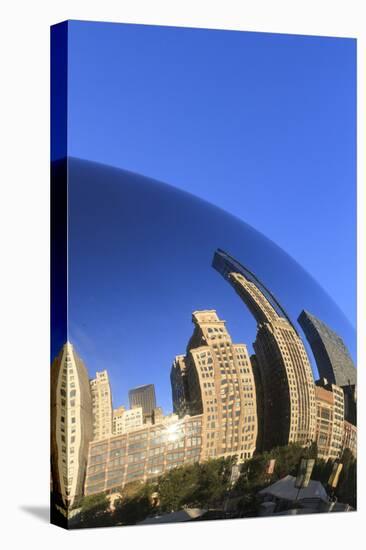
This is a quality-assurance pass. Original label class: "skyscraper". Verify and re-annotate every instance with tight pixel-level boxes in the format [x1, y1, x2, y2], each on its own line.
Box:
[129, 384, 157, 419]
[298, 310, 357, 387]
[342, 384, 357, 425]
[171, 355, 189, 417]
[213, 249, 316, 451]
[343, 420, 357, 457]
[90, 370, 113, 440]
[171, 310, 258, 462]
[314, 379, 345, 460]
[51, 342, 93, 508]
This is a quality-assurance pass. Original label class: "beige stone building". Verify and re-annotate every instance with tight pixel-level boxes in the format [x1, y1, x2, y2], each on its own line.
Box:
[314, 380, 345, 460]
[51, 342, 93, 508]
[90, 370, 113, 441]
[343, 420, 357, 457]
[85, 414, 203, 496]
[151, 407, 164, 425]
[112, 406, 126, 435]
[112, 405, 144, 435]
[220, 269, 316, 451]
[171, 310, 258, 463]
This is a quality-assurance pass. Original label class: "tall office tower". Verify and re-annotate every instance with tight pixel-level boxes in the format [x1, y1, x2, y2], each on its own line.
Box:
[90, 370, 113, 441]
[250, 354, 264, 451]
[342, 384, 357, 425]
[171, 310, 258, 462]
[51, 342, 93, 508]
[213, 249, 316, 451]
[171, 355, 190, 417]
[298, 310, 356, 387]
[314, 379, 345, 460]
[129, 384, 157, 420]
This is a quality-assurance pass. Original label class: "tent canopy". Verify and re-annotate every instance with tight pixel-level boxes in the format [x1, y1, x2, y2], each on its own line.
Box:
[258, 475, 329, 503]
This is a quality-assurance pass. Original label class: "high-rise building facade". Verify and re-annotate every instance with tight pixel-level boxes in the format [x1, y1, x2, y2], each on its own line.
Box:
[343, 420, 357, 457]
[298, 310, 357, 387]
[314, 379, 345, 460]
[171, 355, 189, 417]
[342, 384, 357, 425]
[129, 384, 157, 420]
[213, 250, 316, 451]
[51, 342, 93, 508]
[112, 406, 125, 435]
[171, 310, 258, 462]
[112, 406, 144, 435]
[151, 407, 164, 425]
[85, 414, 203, 496]
[90, 370, 113, 441]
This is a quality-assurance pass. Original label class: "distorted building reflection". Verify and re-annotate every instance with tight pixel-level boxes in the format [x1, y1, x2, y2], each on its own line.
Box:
[171, 310, 258, 462]
[213, 249, 316, 451]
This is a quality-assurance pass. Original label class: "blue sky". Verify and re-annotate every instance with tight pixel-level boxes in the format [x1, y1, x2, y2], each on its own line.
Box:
[60, 21, 356, 412]
[67, 21, 356, 327]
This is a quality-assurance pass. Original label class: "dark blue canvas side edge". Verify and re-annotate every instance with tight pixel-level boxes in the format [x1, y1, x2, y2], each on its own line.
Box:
[50, 21, 68, 530]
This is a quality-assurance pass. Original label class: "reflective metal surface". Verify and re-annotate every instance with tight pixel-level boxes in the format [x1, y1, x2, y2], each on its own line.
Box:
[63, 158, 356, 411]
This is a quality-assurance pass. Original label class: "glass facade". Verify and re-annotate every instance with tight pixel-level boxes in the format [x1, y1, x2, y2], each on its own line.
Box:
[85, 416, 203, 495]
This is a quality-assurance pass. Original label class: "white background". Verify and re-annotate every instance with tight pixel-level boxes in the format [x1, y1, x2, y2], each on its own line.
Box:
[0, 1, 364, 548]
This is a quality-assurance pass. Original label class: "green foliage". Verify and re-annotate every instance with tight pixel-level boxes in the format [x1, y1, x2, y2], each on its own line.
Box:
[234, 443, 317, 501]
[303, 441, 318, 460]
[80, 493, 109, 512]
[312, 458, 334, 484]
[113, 482, 155, 525]
[336, 450, 357, 508]
[158, 463, 201, 512]
[270, 443, 304, 479]
[239, 453, 269, 488]
[120, 480, 145, 499]
[190, 456, 236, 508]
[68, 444, 357, 527]
[74, 492, 112, 528]
[157, 456, 236, 512]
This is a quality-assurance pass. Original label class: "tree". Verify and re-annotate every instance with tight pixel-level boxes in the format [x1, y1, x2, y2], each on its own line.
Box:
[120, 480, 145, 499]
[238, 452, 270, 488]
[304, 441, 318, 460]
[156, 457, 236, 512]
[190, 457, 236, 508]
[80, 493, 109, 512]
[76, 492, 111, 528]
[158, 463, 200, 512]
[336, 449, 357, 508]
[234, 444, 307, 507]
[312, 457, 334, 485]
[270, 443, 304, 479]
[113, 482, 155, 525]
